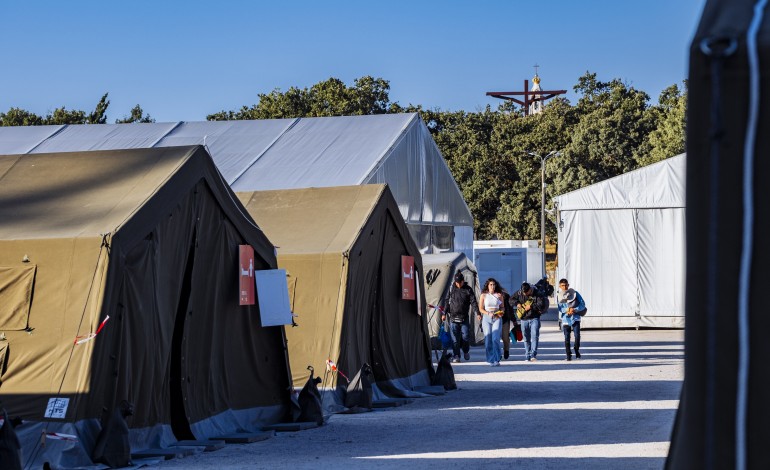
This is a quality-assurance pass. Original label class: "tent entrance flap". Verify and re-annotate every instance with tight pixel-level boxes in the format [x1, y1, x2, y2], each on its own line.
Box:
[170, 230, 196, 441]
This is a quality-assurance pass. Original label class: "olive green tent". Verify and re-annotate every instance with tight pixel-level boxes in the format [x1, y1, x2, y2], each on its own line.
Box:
[423, 252, 484, 347]
[0, 146, 291, 468]
[237, 185, 434, 411]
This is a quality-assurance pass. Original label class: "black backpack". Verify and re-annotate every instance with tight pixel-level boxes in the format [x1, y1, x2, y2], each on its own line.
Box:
[533, 278, 553, 312]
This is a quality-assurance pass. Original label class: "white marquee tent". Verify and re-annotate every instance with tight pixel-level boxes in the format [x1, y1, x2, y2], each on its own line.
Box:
[0, 113, 474, 257]
[554, 153, 686, 328]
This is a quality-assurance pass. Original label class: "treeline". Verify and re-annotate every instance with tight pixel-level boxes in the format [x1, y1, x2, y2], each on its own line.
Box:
[207, 74, 686, 240]
[0, 94, 154, 125]
[0, 73, 685, 240]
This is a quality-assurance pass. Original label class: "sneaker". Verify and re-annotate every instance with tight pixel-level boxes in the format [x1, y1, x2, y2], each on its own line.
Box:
[491, 362, 500, 367]
[451, 357, 460, 363]
[575, 352, 581, 359]
[464, 351, 470, 360]
[525, 357, 532, 362]
[503, 350, 509, 359]
[564, 356, 572, 361]
[530, 357, 538, 362]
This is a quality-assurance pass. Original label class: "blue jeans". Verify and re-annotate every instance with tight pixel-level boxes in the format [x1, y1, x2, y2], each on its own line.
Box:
[450, 321, 470, 357]
[521, 317, 541, 360]
[482, 314, 502, 364]
[563, 321, 581, 357]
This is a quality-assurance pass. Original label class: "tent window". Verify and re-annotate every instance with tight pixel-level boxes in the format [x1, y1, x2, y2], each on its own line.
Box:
[0, 265, 36, 330]
[407, 224, 431, 254]
[432, 226, 454, 253]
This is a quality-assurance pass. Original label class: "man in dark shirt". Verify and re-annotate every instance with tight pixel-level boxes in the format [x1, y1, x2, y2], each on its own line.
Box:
[441, 271, 479, 363]
[510, 282, 547, 361]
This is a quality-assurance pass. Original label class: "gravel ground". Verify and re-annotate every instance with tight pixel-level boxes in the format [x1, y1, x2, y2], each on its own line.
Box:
[151, 319, 684, 470]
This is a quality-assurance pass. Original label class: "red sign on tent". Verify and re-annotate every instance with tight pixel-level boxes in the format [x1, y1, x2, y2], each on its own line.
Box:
[401, 255, 415, 300]
[239, 245, 255, 305]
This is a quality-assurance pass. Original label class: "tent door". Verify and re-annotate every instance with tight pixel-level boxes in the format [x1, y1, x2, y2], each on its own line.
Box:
[169, 231, 196, 441]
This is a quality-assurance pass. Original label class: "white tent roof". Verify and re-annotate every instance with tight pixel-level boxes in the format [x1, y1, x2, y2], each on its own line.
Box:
[554, 153, 686, 211]
[0, 113, 472, 226]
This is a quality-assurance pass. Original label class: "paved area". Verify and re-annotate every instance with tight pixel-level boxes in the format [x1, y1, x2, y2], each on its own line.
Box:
[153, 321, 683, 469]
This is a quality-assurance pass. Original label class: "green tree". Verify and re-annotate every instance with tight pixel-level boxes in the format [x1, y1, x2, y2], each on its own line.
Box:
[116, 104, 155, 123]
[207, 76, 397, 120]
[1, 93, 110, 126]
[88, 93, 110, 124]
[0, 107, 44, 126]
[564, 72, 655, 183]
[638, 82, 687, 165]
[46, 106, 87, 125]
[488, 98, 576, 240]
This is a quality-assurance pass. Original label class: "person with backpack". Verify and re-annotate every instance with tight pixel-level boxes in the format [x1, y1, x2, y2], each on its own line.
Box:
[441, 271, 479, 363]
[557, 278, 586, 361]
[510, 282, 547, 361]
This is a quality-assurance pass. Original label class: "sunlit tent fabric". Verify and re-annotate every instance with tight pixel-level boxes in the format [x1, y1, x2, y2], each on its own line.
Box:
[554, 153, 685, 328]
[668, 2, 770, 468]
[422, 252, 484, 347]
[236, 185, 434, 412]
[0, 146, 291, 468]
[0, 113, 474, 258]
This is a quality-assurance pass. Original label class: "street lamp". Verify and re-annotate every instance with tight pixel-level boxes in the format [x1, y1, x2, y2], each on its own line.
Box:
[527, 150, 561, 279]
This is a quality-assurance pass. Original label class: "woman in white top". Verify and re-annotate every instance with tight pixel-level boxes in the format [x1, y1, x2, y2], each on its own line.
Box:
[478, 278, 504, 366]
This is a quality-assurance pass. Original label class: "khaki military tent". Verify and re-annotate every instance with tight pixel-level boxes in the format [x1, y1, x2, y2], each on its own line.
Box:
[0, 146, 291, 468]
[237, 185, 434, 411]
[423, 252, 484, 347]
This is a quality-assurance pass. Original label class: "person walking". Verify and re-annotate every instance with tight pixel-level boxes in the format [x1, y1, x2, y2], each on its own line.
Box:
[441, 271, 478, 363]
[478, 278, 504, 366]
[557, 278, 586, 361]
[511, 282, 547, 361]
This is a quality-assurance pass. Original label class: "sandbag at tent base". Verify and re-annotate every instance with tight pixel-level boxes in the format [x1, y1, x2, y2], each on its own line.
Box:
[294, 366, 325, 426]
[344, 363, 374, 411]
[431, 352, 457, 390]
[92, 400, 134, 468]
[0, 409, 22, 470]
[14, 403, 286, 469]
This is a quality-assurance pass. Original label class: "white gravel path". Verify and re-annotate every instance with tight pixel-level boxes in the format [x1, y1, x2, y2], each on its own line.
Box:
[151, 322, 683, 469]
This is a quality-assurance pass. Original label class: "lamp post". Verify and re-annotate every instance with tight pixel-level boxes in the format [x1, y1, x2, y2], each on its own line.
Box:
[528, 150, 561, 279]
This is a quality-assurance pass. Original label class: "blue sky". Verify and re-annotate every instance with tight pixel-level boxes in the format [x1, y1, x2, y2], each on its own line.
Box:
[0, 1, 705, 123]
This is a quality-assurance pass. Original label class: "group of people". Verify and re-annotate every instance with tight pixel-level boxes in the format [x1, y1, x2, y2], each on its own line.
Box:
[441, 272, 585, 364]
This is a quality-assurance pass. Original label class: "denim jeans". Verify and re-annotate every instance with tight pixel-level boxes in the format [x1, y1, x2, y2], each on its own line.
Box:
[450, 321, 470, 357]
[521, 317, 541, 360]
[563, 321, 581, 357]
[482, 314, 502, 364]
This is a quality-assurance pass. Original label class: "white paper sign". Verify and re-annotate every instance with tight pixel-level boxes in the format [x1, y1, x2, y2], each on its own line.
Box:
[44, 398, 70, 419]
[255, 269, 293, 327]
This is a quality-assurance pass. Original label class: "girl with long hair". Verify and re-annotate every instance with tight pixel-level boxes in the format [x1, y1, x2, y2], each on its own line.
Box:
[478, 278, 504, 366]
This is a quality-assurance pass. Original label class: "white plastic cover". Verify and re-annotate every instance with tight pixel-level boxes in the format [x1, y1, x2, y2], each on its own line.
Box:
[554, 154, 686, 328]
[556, 153, 685, 210]
[0, 125, 65, 154]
